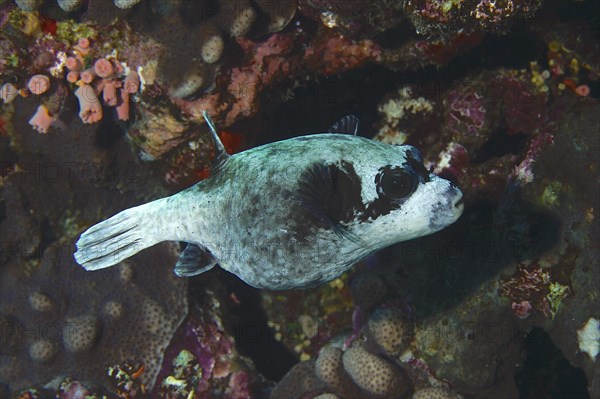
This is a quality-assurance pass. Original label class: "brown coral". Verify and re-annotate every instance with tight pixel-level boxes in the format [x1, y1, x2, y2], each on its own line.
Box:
[342, 344, 410, 399]
[412, 386, 462, 399]
[315, 346, 361, 398]
[0, 240, 187, 392]
[367, 307, 412, 357]
[270, 360, 325, 399]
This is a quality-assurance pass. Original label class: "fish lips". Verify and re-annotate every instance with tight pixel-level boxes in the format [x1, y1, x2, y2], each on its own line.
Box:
[428, 181, 464, 231]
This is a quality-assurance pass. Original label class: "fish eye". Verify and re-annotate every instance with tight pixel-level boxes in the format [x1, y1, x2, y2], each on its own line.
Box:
[376, 166, 417, 199]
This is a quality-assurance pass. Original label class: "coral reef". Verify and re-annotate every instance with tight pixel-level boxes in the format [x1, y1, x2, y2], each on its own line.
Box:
[260, 274, 355, 362]
[499, 261, 569, 319]
[404, 0, 543, 37]
[13, 0, 143, 12]
[0, 92, 190, 395]
[0, 235, 187, 392]
[7, 28, 142, 127]
[268, 5, 598, 397]
[577, 318, 600, 362]
[315, 346, 358, 398]
[299, 0, 406, 36]
[271, 272, 461, 399]
[413, 387, 462, 399]
[154, 289, 262, 399]
[270, 360, 325, 399]
[2, 0, 499, 186]
[1, 0, 598, 397]
[350, 272, 388, 311]
[342, 344, 410, 398]
[367, 307, 412, 356]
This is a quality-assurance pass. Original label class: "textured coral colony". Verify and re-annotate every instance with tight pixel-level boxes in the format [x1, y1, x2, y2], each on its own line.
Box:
[0, 0, 598, 398]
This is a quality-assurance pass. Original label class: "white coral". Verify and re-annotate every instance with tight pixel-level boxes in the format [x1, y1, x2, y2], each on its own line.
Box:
[577, 317, 600, 362]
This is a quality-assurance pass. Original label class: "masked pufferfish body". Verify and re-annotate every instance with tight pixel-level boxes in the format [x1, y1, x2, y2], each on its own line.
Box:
[74, 113, 463, 289]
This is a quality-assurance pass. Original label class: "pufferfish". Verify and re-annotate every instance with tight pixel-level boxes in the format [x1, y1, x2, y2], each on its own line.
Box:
[74, 113, 463, 289]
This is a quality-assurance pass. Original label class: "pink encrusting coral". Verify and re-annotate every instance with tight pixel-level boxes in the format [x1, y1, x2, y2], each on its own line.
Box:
[575, 84, 590, 96]
[73, 37, 90, 56]
[65, 56, 83, 72]
[175, 32, 382, 128]
[66, 71, 79, 83]
[102, 79, 121, 106]
[28, 104, 55, 133]
[79, 67, 97, 84]
[60, 37, 141, 124]
[16, 31, 141, 132]
[1, 83, 19, 103]
[116, 90, 130, 121]
[27, 74, 51, 95]
[74, 84, 103, 124]
[123, 71, 140, 94]
[94, 58, 115, 79]
[115, 71, 140, 121]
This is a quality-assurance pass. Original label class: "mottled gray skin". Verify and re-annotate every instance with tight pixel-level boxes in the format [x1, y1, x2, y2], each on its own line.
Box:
[75, 134, 463, 289]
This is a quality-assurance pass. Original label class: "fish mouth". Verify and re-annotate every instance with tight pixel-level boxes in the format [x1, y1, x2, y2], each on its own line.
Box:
[455, 196, 464, 209]
[453, 193, 464, 215]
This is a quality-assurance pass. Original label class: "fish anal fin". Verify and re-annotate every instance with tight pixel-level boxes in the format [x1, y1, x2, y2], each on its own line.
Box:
[328, 115, 359, 135]
[174, 242, 218, 277]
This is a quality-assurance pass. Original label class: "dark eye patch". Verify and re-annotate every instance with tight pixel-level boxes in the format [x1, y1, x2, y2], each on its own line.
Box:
[405, 150, 431, 183]
[360, 162, 422, 222]
[375, 166, 417, 200]
[293, 154, 430, 236]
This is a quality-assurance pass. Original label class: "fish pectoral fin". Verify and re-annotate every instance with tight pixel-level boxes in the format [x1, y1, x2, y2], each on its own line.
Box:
[331, 224, 363, 245]
[174, 243, 218, 277]
[328, 114, 359, 135]
[296, 161, 365, 246]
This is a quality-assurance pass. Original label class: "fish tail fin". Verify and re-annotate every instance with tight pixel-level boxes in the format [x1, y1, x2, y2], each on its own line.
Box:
[74, 202, 161, 271]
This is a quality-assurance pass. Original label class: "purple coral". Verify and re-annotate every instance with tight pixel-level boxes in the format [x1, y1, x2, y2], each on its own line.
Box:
[405, 0, 542, 36]
[154, 307, 257, 398]
[58, 380, 92, 399]
[224, 371, 253, 399]
[500, 262, 554, 317]
[512, 300, 533, 319]
[445, 88, 487, 139]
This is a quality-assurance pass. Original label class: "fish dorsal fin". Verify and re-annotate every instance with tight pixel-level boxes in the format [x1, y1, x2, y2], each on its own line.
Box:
[174, 242, 218, 277]
[202, 110, 230, 171]
[328, 115, 359, 135]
